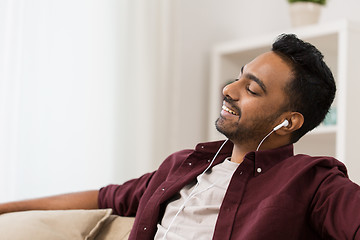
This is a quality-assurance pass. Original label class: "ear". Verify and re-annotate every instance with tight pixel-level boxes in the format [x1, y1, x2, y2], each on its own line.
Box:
[275, 112, 304, 136]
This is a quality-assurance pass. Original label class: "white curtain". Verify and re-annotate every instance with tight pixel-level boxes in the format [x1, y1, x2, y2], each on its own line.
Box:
[0, 0, 23, 200]
[0, 0, 175, 202]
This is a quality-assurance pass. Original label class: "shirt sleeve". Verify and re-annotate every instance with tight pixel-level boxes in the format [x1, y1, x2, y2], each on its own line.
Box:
[98, 171, 156, 216]
[310, 166, 360, 239]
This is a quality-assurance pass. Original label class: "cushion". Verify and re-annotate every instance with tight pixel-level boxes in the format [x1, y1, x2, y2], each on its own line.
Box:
[0, 209, 112, 240]
[95, 215, 135, 240]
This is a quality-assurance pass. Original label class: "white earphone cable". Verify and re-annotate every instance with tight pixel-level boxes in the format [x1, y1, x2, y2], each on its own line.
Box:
[161, 139, 229, 240]
[256, 129, 275, 151]
[256, 119, 288, 151]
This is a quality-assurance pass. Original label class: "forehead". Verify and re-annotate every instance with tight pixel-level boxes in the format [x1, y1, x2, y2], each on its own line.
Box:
[244, 51, 293, 90]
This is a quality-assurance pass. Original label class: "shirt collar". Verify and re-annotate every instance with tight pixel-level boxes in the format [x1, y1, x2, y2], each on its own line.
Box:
[245, 144, 294, 176]
[195, 139, 233, 155]
[195, 140, 294, 176]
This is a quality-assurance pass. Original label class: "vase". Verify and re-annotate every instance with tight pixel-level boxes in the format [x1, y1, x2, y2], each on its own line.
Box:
[289, 2, 322, 27]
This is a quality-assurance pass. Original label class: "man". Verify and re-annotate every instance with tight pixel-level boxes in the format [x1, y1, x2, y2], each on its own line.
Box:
[1, 34, 359, 239]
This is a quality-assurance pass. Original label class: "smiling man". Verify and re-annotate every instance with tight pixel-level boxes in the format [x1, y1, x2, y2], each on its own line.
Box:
[1, 34, 360, 239]
[215, 51, 302, 164]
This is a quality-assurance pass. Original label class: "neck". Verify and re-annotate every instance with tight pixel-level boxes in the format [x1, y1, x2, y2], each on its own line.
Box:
[230, 144, 254, 164]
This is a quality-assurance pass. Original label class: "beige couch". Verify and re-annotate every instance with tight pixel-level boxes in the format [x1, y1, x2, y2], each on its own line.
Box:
[0, 209, 135, 240]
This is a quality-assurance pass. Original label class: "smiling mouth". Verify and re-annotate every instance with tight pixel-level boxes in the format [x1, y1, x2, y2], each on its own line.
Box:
[222, 105, 239, 116]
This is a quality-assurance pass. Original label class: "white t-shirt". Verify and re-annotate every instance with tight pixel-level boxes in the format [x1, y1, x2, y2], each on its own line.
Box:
[155, 158, 239, 240]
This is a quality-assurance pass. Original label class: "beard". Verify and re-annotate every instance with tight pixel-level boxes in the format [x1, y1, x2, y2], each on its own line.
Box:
[215, 108, 283, 144]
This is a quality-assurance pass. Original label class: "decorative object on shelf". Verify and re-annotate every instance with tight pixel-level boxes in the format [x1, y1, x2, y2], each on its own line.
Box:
[323, 106, 337, 126]
[288, 0, 326, 27]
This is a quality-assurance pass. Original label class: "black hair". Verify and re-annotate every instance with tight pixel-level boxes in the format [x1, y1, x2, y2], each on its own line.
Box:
[272, 34, 336, 143]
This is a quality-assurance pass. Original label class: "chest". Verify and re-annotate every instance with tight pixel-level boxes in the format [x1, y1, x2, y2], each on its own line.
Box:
[133, 157, 320, 239]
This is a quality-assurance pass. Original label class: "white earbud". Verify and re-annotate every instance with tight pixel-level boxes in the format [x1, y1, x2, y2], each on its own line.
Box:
[256, 120, 290, 151]
[273, 119, 289, 131]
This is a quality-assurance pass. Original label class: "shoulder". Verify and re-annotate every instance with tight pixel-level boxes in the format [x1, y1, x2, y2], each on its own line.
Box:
[156, 139, 232, 174]
[290, 154, 348, 177]
[157, 149, 194, 170]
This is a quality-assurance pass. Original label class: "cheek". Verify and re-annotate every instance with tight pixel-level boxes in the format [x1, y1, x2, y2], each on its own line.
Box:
[239, 99, 283, 129]
[240, 99, 269, 120]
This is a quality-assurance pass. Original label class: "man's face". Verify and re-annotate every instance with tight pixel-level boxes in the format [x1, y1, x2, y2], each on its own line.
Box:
[215, 51, 292, 145]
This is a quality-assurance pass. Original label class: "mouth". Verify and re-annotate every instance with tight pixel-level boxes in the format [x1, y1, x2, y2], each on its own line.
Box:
[222, 105, 239, 116]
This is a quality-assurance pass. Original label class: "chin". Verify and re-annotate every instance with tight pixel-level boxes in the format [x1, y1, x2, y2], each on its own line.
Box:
[215, 117, 258, 144]
[215, 117, 234, 139]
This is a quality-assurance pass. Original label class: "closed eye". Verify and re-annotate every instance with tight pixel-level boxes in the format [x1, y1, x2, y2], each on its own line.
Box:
[246, 86, 258, 96]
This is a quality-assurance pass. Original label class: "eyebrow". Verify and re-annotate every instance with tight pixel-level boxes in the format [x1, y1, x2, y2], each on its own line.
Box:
[240, 66, 267, 94]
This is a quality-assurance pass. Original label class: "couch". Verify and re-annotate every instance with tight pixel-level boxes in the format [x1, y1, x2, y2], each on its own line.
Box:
[0, 209, 135, 240]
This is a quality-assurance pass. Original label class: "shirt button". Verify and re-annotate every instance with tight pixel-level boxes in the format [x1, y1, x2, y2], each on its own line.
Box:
[161, 188, 165, 191]
[143, 227, 147, 231]
[239, 171, 243, 175]
[257, 167, 262, 173]
[207, 159, 211, 162]
[188, 162, 192, 166]
[200, 145, 205, 149]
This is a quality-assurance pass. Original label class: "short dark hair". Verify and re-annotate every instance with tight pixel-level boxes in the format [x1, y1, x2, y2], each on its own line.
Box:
[272, 34, 336, 143]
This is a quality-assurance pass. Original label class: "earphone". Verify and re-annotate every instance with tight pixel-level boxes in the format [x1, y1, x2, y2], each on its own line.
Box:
[273, 119, 289, 131]
[256, 119, 289, 151]
[161, 120, 290, 238]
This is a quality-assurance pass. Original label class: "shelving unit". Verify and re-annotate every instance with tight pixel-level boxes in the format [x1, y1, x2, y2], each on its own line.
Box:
[208, 20, 360, 184]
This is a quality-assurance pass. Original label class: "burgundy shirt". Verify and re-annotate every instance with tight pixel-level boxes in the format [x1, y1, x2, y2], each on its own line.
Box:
[98, 140, 360, 239]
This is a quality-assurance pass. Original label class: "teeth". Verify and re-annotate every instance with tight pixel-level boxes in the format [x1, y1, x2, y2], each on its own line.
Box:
[222, 105, 238, 115]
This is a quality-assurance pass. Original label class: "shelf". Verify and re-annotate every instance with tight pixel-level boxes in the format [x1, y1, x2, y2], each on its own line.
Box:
[308, 125, 337, 135]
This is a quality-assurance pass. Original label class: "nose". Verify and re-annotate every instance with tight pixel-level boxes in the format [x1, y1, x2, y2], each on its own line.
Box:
[222, 81, 239, 101]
